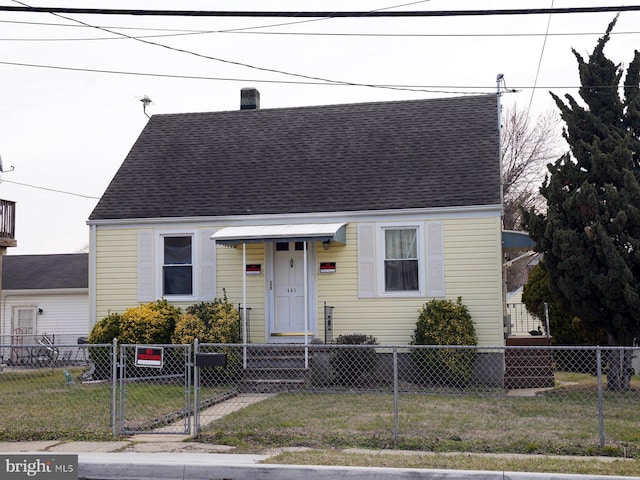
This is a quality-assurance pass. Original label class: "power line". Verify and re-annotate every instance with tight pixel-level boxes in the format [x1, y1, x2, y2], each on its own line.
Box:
[5, 0, 481, 95]
[528, 0, 555, 115]
[0, 178, 100, 199]
[0, 59, 492, 94]
[1, 5, 640, 17]
[6, 1, 439, 94]
[6, 1, 637, 95]
[214, 29, 640, 37]
[3, 29, 640, 42]
[3, 2, 635, 96]
[0, 58, 630, 93]
[0, 31, 207, 42]
[1, 18, 639, 38]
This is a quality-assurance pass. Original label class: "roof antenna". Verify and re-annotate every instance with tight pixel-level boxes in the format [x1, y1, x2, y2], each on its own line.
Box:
[139, 95, 153, 119]
[0, 154, 15, 173]
[496, 74, 518, 96]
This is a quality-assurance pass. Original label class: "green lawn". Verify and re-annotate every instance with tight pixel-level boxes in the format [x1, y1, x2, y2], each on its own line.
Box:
[1, 367, 639, 461]
[197, 373, 640, 458]
[0, 368, 113, 440]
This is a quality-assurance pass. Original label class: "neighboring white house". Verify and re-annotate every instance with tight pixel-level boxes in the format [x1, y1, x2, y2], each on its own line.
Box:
[1, 253, 89, 361]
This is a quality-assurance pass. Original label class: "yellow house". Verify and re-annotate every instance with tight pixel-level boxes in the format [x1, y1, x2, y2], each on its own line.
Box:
[88, 90, 503, 346]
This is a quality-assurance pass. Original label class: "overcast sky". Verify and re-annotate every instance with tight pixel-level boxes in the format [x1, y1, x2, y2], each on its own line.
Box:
[0, 0, 638, 255]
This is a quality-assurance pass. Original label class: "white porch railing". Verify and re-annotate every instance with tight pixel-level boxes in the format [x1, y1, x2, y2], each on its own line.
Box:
[506, 302, 544, 335]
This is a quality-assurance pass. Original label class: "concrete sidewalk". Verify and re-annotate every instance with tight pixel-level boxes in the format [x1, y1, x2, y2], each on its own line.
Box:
[1, 440, 640, 480]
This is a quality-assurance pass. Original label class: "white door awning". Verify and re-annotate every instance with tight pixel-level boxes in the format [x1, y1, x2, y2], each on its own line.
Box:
[211, 223, 347, 246]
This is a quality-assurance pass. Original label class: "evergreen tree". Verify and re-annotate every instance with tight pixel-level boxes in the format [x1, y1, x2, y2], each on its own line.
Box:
[524, 17, 640, 390]
[521, 261, 604, 346]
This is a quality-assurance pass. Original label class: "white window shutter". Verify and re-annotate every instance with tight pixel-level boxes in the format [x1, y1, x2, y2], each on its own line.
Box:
[357, 223, 376, 298]
[199, 229, 217, 301]
[138, 230, 155, 302]
[426, 221, 445, 297]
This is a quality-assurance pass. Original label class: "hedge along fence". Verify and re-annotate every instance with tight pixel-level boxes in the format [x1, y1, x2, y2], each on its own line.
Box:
[89, 297, 241, 347]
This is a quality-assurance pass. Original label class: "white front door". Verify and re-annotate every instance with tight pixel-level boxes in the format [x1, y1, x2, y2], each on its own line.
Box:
[273, 241, 306, 334]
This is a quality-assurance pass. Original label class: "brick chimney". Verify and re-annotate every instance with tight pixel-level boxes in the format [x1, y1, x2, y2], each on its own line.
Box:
[240, 88, 260, 110]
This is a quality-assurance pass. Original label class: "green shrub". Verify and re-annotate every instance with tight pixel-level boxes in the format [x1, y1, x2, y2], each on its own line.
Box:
[176, 296, 242, 385]
[411, 297, 477, 387]
[331, 334, 379, 386]
[86, 312, 121, 380]
[119, 299, 181, 345]
[176, 297, 240, 344]
[88, 312, 121, 344]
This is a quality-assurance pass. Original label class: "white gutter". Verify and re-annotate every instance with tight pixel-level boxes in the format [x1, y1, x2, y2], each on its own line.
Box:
[86, 204, 504, 227]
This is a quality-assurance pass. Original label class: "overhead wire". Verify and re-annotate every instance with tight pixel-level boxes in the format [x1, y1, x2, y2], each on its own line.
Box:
[527, 0, 555, 116]
[5, 1, 634, 94]
[7, 0, 442, 94]
[1, 5, 640, 16]
[0, 1, 440, 41]
[0, 178, 101, 199]
[1, 17, 639, 40]
[0, 59, 614, 94]
[2, 0, 635, 96]
[2, 28, 640, 42]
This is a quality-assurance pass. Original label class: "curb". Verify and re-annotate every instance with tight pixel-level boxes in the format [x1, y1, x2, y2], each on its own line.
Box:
[76, 454, 640, 480]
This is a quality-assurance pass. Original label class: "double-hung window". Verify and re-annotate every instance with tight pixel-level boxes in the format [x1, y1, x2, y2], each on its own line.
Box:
[162, 235, 193, 296]
[357, 222, 444, 298]
[138, 229, 217, 303]
[384, 228, 419, 291]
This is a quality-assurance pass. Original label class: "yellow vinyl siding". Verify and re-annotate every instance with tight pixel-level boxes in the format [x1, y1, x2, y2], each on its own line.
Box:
[93, 216, 502, 346]
[215, 243, 266, 342]
[316, 218, 503, 346]
[95, 228, 138, 319]
[444, 217, 503, 345]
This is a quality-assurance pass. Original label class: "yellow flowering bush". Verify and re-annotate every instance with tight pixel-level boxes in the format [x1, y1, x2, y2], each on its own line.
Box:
[119, 299, 180, 345]
[182, 296, 240, 344]
[172, 313, 208, 344]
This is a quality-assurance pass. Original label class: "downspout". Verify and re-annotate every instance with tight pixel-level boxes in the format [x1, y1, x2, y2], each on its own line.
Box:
[242, 242, 247, 369]
[496, 73, 505, 217]
[497, 75, 508, 330]
[303, 241, 309, 368]
[89, 224, 97, 331]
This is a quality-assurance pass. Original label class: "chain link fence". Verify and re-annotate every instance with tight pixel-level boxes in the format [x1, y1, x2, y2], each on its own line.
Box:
[117, 344, 192, 435]
[1, 340, 640, 455]
[0, 337, 114, 440]
[194, 343, 640, 455]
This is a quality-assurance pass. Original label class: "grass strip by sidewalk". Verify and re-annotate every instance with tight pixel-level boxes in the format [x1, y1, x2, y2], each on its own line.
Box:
[263, 449, 640, 477]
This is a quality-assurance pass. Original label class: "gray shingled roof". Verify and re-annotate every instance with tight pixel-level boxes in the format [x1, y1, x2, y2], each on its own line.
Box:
[89, 94, 500, 221]
[3, 254, 88, 290]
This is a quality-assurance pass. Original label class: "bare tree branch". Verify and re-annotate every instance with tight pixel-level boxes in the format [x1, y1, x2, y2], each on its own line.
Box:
[502, 106, 562, 230]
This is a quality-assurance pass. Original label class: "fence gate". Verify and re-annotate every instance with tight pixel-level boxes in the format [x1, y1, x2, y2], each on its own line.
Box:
[117, 344, 192, 435]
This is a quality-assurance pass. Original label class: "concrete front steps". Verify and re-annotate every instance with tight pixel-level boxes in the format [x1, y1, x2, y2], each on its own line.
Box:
[238, 346, 309, 393]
